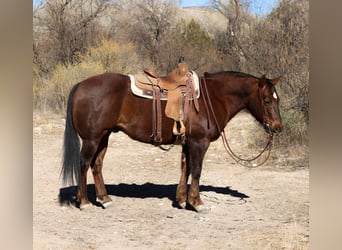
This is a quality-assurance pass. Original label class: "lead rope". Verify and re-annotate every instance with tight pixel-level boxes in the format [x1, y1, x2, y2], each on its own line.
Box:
[201, 78, 273, 168]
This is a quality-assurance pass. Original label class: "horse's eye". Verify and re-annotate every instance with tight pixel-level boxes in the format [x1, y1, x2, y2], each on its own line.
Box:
[264, 99, 271, 105]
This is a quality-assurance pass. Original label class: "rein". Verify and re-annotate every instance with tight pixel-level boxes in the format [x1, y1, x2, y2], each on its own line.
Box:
[200, 77, 273, 168]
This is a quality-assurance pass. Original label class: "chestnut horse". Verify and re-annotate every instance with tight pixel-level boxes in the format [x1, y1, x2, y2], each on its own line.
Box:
[62, 71, 282, 211]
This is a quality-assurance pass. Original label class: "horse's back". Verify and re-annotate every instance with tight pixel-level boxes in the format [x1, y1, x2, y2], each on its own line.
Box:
[72, 73, 130, 139]
[77, 72, 129, 93]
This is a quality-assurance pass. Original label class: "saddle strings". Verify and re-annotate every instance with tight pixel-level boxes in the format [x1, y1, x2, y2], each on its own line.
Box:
[145, 73, 163, 145]
[144, 72, 187, 149]
[200, 77, 273, 168]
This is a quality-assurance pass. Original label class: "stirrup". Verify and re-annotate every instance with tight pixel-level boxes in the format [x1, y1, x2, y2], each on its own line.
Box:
[173, 121, 186, 145]
[172, 121, 186, 136]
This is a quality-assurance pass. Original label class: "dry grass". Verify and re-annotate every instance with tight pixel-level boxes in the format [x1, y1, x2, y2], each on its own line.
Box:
[225, 111, 308, 170]
[33, 40, 151, 113]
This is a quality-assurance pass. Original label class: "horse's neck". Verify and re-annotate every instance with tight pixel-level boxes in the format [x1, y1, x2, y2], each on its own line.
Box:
[204, 77, 254, 128]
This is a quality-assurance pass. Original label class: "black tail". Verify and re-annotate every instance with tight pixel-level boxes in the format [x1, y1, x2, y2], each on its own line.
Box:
[61, 83, 81, 186]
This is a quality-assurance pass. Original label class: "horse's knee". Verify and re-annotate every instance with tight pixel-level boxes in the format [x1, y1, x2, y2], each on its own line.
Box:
[191, 166, 202, 179]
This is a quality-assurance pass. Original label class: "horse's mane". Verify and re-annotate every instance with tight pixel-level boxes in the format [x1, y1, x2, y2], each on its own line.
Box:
[204, 71, 257, 79]
[203, 71, 276, 88]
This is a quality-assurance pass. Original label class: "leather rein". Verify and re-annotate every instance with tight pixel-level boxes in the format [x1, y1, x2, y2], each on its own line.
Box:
[200, 77, 273, 168]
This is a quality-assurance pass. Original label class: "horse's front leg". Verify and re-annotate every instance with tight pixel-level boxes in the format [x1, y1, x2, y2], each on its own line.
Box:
[187, 139, 209, 212]
[176, 145, 190, 208]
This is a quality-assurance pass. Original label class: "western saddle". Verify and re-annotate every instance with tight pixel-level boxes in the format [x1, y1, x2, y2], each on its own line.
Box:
[129, 62, 199, 144]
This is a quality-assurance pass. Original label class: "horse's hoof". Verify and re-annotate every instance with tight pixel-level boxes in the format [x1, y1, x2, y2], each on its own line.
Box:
[178, 201, 186, 209]
[96, 197, 113, 209]
[102, 201, 113, 209]
[79, 203, 92, 210]
[194, 205, 210, 214]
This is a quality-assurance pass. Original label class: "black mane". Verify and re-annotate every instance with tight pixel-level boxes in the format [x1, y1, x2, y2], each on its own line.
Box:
[204, 71, 256, 78]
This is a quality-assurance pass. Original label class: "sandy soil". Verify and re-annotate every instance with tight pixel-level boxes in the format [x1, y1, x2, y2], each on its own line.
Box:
[33, 112, 309, 250]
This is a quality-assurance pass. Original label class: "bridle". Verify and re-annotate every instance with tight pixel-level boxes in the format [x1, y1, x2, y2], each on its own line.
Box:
[259, 82, 276, 132]
[200, 77, 274, 168]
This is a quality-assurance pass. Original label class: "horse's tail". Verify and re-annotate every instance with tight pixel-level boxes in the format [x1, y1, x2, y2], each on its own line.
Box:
[61, 83, 81, 186]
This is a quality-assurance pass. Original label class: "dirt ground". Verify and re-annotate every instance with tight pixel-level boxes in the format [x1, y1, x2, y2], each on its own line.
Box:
[33, 112, 309, 250]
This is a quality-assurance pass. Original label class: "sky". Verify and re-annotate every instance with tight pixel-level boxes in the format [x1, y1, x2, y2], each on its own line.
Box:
[34, 0, 279, 16]
[180, 0, 279, 16]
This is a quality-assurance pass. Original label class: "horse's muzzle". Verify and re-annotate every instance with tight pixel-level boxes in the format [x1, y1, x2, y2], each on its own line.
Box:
[264, 122, 282, 135]
[272, 125, 283, 134]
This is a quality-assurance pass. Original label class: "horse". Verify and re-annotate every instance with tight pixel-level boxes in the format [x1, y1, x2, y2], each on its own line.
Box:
[61, 70, 282, 211]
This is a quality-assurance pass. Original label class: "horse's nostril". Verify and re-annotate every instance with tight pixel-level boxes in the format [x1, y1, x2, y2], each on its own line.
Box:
[275, 126, 282, 133]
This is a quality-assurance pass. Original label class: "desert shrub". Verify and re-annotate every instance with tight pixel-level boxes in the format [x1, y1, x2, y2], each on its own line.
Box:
[79, 39, 150, 74]
[247, 107, 308, 152]
[33, 40, 149, 113]
[35, 61, 105, 112]
[280, 108, 308, 145]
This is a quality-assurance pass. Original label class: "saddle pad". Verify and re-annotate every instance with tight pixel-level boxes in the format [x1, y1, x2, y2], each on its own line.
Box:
[129, 71, 200, 100]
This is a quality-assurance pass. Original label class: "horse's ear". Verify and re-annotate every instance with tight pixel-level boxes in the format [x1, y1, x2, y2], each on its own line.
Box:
[271, 76, 281, 85]
[259, 74, 267, 87]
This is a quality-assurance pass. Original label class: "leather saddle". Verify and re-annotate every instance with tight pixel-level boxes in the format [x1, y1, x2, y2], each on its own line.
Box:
[144, 62, 189, 91]
[128, 62, 200, 144]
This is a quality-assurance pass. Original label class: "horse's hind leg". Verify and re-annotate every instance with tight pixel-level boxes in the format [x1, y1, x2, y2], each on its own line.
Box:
[78, 139, 99, 209]
[91, 133, 112, 208]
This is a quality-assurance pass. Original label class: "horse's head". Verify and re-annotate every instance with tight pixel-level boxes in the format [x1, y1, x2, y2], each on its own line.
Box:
[252, 75, 283, 134]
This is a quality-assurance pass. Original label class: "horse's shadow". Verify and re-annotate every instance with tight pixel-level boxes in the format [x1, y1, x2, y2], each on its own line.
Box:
[58, 182, 249, 209]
